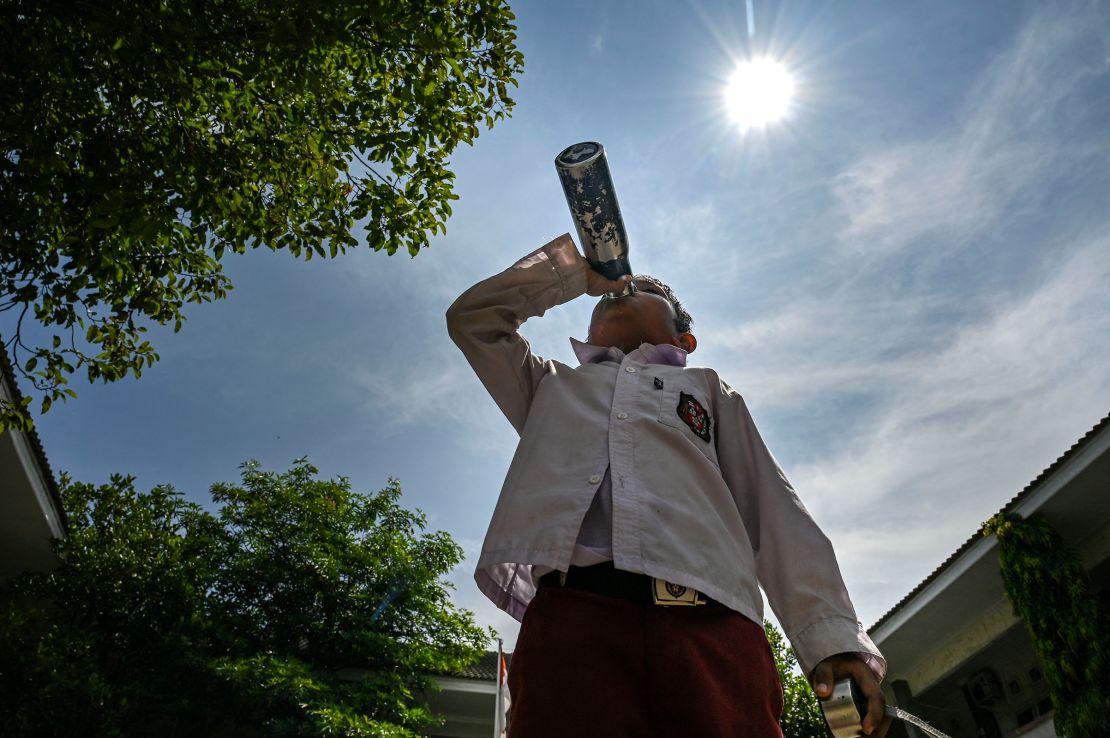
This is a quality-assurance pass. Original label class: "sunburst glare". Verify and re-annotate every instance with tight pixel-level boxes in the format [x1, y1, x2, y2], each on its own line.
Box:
[724, 58, 795, 130]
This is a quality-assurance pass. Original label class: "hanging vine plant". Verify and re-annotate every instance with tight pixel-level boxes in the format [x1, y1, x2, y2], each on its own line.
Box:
[982, 512, 1110, 737]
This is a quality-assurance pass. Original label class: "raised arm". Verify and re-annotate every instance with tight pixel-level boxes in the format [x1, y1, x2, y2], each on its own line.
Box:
[446, 234, 624, 433]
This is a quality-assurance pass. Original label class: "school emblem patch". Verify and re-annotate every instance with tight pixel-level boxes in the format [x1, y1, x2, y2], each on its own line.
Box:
[676, 392, 712, 442]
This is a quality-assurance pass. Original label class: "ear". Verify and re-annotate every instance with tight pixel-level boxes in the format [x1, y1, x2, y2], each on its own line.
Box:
[674, 333, 697, 354]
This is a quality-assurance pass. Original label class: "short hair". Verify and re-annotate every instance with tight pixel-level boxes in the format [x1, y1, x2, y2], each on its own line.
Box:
[635, 275, 693, 334]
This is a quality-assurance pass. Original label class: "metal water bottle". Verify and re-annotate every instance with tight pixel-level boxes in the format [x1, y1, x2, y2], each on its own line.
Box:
[555, 141, 635, 296]
[820, 679, 953, 738]
[821, 680, 870, 738]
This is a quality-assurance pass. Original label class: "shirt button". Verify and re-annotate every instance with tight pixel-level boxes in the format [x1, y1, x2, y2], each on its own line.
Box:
[625, 366, 637, 373]
[589, 474, 601, 484]
[617, 412, 628, 420]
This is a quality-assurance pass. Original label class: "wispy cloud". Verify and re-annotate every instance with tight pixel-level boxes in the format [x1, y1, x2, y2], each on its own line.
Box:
[640, 202, 738, 288]
[764, 231, 1110, 623]
[591, 33, 604, 56]
[348, 291, 593, 455]
[700, 1, 1110, 625]
[833, 2, 1108, 257]
[349, 351, 519, 454]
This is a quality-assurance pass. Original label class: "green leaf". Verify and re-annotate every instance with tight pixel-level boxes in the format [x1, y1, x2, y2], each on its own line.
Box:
[0, 0, 523, 415]
[0, 459, 495, 731]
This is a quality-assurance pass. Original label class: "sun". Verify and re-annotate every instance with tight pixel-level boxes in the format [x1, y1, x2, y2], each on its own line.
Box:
[724, 58, 795, 130]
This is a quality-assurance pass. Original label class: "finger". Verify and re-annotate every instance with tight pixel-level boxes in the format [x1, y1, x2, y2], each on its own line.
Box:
[863, 688, 885, 735]
[809, 661, 835, 699]
[589, 273, 631, 296]
[853, 667, 886, 735]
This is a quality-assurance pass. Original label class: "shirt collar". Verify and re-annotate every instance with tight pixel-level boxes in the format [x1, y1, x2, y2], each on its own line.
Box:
[570, 338, 688, 367]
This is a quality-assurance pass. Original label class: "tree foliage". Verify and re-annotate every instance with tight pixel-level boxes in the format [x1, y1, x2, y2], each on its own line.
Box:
[982, 513, 1110, 738]
[0, 1, 524, 429]
[764, 620, 827, 738]
[0, 459, 488, 737]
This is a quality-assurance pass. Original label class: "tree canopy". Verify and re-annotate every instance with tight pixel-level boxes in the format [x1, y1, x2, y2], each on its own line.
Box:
[0, 459, 488, 736]
[764, 620, 828, 738]
[0, 1, 524, 429]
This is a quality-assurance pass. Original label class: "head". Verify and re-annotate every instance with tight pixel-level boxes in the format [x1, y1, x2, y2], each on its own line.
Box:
[587, 275, 696, 355]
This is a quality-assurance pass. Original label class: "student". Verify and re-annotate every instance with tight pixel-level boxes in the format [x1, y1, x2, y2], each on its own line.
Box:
[447, 234, 891, 737]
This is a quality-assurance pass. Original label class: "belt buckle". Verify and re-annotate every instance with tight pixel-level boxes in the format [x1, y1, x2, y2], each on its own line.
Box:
[651, 578, 705, 607]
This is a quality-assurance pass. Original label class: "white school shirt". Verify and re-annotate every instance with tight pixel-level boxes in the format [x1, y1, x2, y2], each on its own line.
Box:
[446, 235, 885, 679]
[534, 340, 690, 574]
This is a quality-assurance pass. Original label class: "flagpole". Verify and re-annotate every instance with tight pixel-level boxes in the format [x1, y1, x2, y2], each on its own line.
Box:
[493, 638, 505, 738]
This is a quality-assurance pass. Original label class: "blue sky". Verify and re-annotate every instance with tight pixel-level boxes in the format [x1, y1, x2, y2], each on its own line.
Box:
[25, 0, 1110, 648]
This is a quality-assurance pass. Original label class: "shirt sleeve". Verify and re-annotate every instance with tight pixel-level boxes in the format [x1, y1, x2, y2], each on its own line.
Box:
[445, 234, 588, 434]
[712, 376, 887, 681]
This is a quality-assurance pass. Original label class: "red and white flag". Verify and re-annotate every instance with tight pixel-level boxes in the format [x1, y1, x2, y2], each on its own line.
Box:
[493, 640, 511, 738]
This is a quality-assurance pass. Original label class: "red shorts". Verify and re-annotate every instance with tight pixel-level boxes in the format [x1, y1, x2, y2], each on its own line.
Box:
[508, 585, 785, 737]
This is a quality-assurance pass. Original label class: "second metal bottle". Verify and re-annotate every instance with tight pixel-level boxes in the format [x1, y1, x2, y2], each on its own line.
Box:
[555, 141, 635, 296]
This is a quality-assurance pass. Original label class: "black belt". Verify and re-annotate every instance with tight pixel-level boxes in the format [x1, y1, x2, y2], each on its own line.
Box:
[537, 562, 724, 608]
